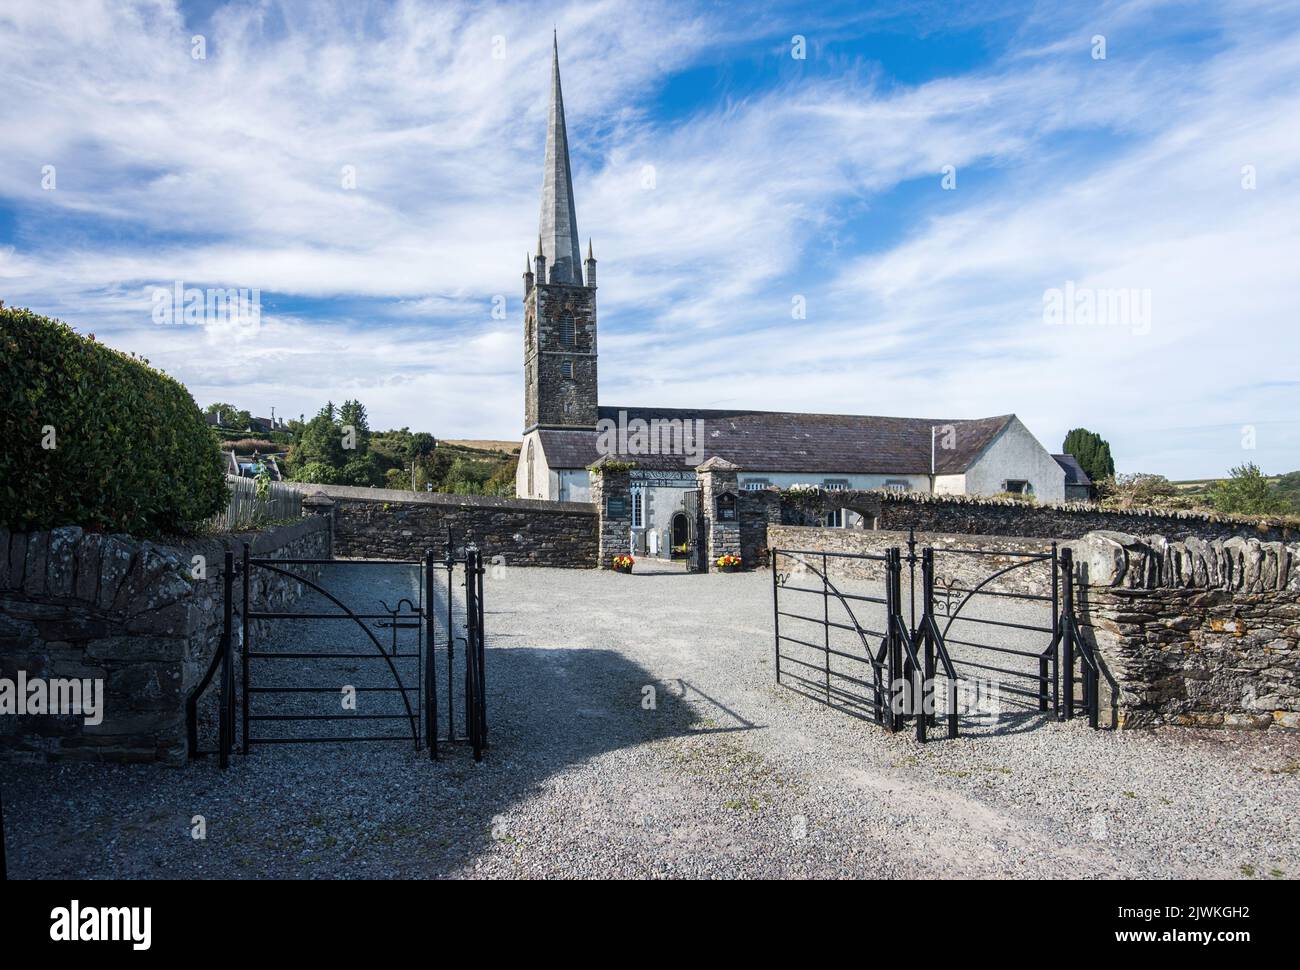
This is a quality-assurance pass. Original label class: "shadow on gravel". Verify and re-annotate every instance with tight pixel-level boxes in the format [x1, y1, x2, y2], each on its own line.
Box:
[775, 678, 1056, 740]
[0, 645, 733, 879]
[953, 707, 1055, 738]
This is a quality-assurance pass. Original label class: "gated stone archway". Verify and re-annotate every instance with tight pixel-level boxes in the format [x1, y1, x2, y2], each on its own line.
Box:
[671, 511, 689, 551]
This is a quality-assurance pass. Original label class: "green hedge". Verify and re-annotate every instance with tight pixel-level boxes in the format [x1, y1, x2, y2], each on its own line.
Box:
[0, 305, 228, 536]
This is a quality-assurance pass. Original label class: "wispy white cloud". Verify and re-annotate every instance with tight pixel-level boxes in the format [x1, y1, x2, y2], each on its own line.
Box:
[1, 0, 1297, 477]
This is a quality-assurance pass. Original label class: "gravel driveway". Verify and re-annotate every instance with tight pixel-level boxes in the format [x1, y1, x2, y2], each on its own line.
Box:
[3, 563, 1297, 879]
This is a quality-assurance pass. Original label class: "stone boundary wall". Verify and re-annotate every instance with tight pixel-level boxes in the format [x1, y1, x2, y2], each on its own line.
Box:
[286, 483, 598, 568]
[874, 491, 1292, 542]
[0, 517, 328, 765]
[747, 490, 1288, 571]
[767, 525, 1057, 596]
[1069, 531, 1299, 731]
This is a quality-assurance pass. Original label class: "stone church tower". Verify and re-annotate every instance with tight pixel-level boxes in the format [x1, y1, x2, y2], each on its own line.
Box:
[523, 36, 599, 434]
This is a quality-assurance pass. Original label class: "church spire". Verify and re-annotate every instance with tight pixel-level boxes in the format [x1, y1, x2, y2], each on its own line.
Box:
[538, 32, 583, 286]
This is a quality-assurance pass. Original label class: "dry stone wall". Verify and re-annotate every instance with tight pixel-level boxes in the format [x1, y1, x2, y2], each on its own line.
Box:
[1069, 531, 1300, 730]
[763, 488, 1290, 542]
[874, 491, 1292, 542]
[0, 518, 328, 765]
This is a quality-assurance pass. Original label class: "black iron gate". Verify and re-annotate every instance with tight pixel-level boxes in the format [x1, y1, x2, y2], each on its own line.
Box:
[186, 542, 489, 767]
[925, 541, 1059, 718]
[771, 546, 890, 724]
[683, 487, 707, 572]
[772, 536, 1098, 743]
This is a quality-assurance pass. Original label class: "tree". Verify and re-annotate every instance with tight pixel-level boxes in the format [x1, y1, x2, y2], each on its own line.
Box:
[1209, 463, 1287, 516]
[442, 457, 497, 494]
[406, 431, 436, 463]
[292, 460, 341, 485]
[339, 399, 371, 453]
[1272, 471, 1300, 514]
[405, 431, 438, 491]
[1062, 428, 1115, 483]
[339, 453, 381, 487]
[294, 412, 346, 470]
[484, 460, 517, 496]
[205, 402, 252, 430]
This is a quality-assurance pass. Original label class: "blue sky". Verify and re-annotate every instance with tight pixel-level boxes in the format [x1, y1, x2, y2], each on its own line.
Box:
[2, 0, 1298, 479]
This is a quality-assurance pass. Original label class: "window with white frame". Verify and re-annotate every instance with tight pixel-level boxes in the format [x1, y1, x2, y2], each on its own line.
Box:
[631, 486, 644, 528]
[742, 478, 771, 491]
[884, 479, 910, 492]
[1002, 479, 1031, 495]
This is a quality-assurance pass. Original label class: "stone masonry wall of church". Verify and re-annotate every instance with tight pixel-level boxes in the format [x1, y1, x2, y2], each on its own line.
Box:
[525, 282, 598, 429]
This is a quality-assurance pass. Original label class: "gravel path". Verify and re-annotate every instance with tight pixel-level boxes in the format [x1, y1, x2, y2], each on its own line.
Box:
[3, 563, 1298, 879]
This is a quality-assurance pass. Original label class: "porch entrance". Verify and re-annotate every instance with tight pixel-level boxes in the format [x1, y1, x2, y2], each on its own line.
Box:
[629, 468, 700, 563]
[670, 512, 689, 554]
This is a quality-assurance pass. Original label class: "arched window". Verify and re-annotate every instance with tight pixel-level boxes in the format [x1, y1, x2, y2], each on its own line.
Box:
[557, 312, 575, 348]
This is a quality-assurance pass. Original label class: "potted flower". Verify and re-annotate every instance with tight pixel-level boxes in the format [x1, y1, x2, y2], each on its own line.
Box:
[611, 554, 635, 574]
[715, 554, 742, 573]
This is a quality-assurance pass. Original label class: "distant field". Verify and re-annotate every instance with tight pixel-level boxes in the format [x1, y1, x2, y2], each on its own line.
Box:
[1171, 476, 1282, 489]
[442, 439, 520, 455]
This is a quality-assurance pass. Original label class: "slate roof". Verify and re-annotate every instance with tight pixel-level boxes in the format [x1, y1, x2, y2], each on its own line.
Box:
[536, 407, 1016, 475]
[1052, 454, 1092, 486]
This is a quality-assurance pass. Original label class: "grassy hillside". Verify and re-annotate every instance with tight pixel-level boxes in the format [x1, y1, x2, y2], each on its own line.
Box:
[1164, 470, 1300, 516]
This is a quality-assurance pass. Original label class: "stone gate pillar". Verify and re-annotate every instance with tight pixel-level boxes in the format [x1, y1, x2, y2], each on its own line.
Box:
[697, 456, 741, 571]
[589, 457, 632, 569]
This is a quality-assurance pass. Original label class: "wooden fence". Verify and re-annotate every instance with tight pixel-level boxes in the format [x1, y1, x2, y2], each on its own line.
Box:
[208, 474, 303, 531]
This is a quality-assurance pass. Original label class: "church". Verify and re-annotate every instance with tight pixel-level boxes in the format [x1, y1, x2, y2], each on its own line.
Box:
[516, 39, 1066, 557]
